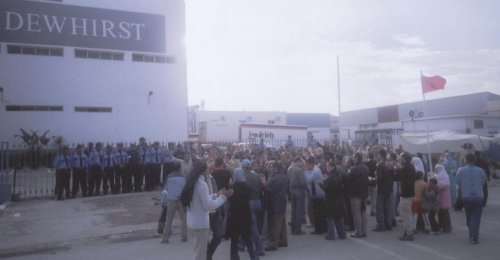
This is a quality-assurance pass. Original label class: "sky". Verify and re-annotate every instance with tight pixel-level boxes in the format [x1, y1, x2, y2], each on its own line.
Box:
[184, 0, 500, 115]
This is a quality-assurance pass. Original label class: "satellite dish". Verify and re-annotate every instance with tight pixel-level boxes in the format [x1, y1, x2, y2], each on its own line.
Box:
[409, 110, 415, 117]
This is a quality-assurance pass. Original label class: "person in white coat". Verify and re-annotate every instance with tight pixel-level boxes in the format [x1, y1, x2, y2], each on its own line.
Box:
[180, 160, 233, 260]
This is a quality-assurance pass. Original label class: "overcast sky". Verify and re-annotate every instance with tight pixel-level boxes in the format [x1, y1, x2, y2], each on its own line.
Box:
[184, 0, 500, 115]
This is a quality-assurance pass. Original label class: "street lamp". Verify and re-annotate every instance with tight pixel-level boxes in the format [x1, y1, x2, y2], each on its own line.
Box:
[148, 90, 153, 104]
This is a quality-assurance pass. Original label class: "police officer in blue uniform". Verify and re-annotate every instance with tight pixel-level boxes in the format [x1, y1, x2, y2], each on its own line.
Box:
[102, 145, 115, 195]
[88, 142, 104, 196]
[147, 141, 164, 191]
[136, 137, 149, 192]
[53, 146, 72, 200]
[125, 143, 138, 193]
[114, 142, 129, 194]
[72, 144, 90, 198]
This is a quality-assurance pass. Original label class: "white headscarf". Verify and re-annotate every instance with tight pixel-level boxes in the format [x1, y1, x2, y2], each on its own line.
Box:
[434, 164, 449, 186]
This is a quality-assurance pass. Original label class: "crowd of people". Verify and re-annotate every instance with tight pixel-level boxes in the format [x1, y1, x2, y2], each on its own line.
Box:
[53, 137, 491, 259]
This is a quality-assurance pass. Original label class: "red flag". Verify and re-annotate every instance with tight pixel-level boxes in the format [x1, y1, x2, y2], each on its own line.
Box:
[421, 74, 446, 93]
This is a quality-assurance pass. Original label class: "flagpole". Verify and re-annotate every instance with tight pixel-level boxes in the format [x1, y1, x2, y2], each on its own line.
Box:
[337, 56, 341, 116]
[421, 71, 434, 173]
[337, 56, 344, 148]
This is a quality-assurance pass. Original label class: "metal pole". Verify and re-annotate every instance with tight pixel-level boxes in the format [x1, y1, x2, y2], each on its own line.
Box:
[421, 71, 433, 171]
[337, 56, 343, 148]
[337, 56, 341, 116]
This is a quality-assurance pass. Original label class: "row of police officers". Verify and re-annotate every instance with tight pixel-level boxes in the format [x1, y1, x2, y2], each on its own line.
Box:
[52, 138, 174, 200]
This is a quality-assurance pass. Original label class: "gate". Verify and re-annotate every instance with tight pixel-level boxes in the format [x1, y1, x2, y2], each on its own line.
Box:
[2, 143, 56, 200]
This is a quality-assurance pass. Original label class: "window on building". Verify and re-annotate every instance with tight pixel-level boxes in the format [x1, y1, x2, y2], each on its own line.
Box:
[7, 44, 63, 57]
[74, 49, 124, 61]
[132, 53, 175, 64]
[74, 106, 112, 113]
[268, 120, 275, 124]
[474, 120, 484, 129]
[5, 105, 63, 111]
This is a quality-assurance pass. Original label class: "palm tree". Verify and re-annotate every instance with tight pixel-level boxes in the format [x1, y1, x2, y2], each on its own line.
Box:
[14, 129, 50, 168]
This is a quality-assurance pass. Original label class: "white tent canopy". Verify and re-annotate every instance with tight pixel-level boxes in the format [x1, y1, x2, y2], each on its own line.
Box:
[393, 130, 499, 154]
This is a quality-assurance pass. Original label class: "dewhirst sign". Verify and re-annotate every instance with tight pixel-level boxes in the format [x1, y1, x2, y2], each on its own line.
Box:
[0, 0, 166, 53]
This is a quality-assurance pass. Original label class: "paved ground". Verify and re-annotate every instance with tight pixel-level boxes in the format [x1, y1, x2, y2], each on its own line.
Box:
[1, 179, 500, 260]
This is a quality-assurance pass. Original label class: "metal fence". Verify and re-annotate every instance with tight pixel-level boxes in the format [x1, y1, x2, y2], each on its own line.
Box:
[0, 138, 339, 201]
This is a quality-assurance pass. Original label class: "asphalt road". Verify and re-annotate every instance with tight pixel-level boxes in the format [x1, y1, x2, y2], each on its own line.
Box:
[1, 180, 500, 260]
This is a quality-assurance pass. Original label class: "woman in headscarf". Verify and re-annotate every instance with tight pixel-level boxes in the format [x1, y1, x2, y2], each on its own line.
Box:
[442, 152, 458, 208]
[228, 168, 259, 260]
[435, 164, 452, 233]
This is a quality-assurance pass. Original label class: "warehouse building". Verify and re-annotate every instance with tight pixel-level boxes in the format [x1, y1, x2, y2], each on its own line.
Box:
[339, 92, 500, 145]
[0, 0, 188, 144]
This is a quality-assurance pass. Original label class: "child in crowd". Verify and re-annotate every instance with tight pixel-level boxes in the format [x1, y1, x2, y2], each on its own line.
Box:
[423, 178, 440, 234]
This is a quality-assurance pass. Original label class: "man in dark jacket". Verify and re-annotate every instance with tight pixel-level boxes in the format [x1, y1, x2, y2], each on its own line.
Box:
[365, 153, 377, 216]
[373, 149, 394, 232]
[474, 151, 490, 207]
[322, 161, 346, 240]
[264, 161, 288, 251]
[347, 152, 369, 238]
[397, 152, 416, 241]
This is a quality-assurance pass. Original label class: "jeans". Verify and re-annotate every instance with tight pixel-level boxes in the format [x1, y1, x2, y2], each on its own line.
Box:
[312, 198, 327, 233]
[231, 233, 258, 260]
[375, 192, 393, 230]
[157, 205, 167, 233]
[326, 217, 345, 240]
[463, 199, 483, 242]
[393, 182, 400, 217]
[249, 199, 264, 253]
[207, 211, 222, 260]
[449, 174, 457, 206]
[368, 186, 377, 215]
[291, 189, 306, 233]
[351, 197, 367, 236]
[220, 203, 230, 237]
